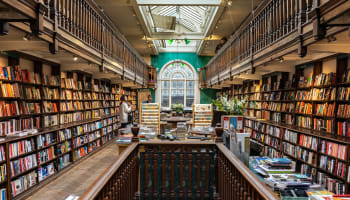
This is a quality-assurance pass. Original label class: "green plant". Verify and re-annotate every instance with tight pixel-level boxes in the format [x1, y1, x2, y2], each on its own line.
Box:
[171, 103, 184, 113]
[213, 95, 247, 115]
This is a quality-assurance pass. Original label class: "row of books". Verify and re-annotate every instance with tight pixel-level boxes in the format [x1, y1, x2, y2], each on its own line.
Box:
[319, 155, 346, 177]
[310, 88, 336, 101]
[43, 101, 58, 113]
[38, 147, 55, 164]
[11, 170, 37, 196]
[38, 162, 55, 182]
[314, 72, 336, 86]
[9, 139, 35, 159]
[296, 102, 312, 114]
[61, 78, 82, 90]
[319, 140, 347, 160]
[337, 122, 350, 137]
[313, 118, 334, 133]
[42, 88, 59, 99]
[0, 66, 41, 84]
[0, 118, 40, 136]
[337, 104, 350, 118]
[57, 141, 71, 155]
[58, 129, 72, 142]
[314, 103, 335, 117]
[37, 132, 56, 149]
[10, 154, 37, 177]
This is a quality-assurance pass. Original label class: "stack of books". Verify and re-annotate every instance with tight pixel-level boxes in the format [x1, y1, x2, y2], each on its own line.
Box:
[255, 158, 294, 177]
[116, 134, 133, 144]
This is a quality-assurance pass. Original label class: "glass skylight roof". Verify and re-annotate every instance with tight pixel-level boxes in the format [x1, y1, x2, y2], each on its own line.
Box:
[148, 6, 209, 32]
[138, 3, 218, 52]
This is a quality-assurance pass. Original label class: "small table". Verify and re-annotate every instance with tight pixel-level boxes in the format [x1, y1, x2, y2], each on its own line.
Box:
[165, 117, 191, 129]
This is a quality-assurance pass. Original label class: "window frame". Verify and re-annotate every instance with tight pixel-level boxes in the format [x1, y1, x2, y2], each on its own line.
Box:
[159, 62, 196, 109]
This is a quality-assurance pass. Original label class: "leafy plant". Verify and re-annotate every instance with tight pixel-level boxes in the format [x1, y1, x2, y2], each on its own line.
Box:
[213, 95, 247, 115]
[171, 103, 184, 113]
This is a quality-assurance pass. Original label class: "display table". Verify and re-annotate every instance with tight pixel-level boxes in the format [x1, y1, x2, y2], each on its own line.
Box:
[164, 117, 191, 128]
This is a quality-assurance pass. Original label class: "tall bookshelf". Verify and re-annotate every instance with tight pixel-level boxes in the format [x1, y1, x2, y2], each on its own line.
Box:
[238, 55, 350, 194]
[0, 53, 122, 199]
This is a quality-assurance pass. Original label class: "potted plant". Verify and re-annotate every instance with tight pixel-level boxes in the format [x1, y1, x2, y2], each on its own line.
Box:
[171, 103, 184, 116]
[212, 95, 247, 125]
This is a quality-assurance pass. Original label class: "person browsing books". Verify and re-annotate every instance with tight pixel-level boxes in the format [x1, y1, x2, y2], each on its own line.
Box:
[119, 95, 133, 129]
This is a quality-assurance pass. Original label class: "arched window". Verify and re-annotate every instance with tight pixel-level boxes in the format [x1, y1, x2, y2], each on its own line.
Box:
[159, 61, 196, 108]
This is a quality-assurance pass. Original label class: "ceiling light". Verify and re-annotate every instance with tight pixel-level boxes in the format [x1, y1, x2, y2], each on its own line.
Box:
[246, 71, 249, 74]
[23, 33, 32, 41]
[73, 55, 78, 61]
[215, 26, 218, 29]
[227, 0, 232, 6]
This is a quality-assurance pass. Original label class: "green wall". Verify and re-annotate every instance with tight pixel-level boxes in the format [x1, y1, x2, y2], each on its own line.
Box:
[150, 52, 216, 104]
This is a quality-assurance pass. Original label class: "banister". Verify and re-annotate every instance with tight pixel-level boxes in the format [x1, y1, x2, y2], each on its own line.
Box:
[78, 142, 280, 200]
[78, 142, 139, 200]
[216, 143, 280, 200]
[205, 0, 319, 84]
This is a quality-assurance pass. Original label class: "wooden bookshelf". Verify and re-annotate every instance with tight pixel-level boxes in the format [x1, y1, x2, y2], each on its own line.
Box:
[0, 54, 124, 199]
[232, 55, 350, 194]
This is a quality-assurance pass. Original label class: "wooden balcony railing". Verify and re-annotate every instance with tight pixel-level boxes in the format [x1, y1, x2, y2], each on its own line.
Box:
[1, 0, 148, 85]
[79, 141, 279, 200]
[206, 0, 316, 84]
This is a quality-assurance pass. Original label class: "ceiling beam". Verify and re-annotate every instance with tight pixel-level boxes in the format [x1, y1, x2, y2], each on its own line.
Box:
[136, 0, 221, 6]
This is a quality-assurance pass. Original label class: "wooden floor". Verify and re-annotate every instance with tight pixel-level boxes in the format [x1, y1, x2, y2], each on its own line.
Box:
[25, 139, 124, 200]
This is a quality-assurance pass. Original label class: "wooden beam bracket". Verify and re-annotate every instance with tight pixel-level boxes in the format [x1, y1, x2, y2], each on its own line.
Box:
[30, 2, 46, 35]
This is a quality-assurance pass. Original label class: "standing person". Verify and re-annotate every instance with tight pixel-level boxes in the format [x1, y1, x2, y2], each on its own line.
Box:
[215, 37, 228, 54]
[119, 95, 132, 129]
[143, 95, 153, 104]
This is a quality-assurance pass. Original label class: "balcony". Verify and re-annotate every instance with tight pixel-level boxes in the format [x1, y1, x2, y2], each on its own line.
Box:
[0, 0, 149, 86]
[79, 140, 279, 200]
[205, 0, 350, 87]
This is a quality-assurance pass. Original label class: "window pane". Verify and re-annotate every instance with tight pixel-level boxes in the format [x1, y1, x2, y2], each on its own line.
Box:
[186, 98, 194, 107]
[162, 81, 169, 88]
[186, 89, 194, 98]
[162, 98, 169, 107]
[172, 81, 184, 89]
[161, 89, 169, 107]
[171, 89, 184, 105]
[186, 81, 194, 88]
[162, 89, 169, 97]
[172, 72, 185, 80]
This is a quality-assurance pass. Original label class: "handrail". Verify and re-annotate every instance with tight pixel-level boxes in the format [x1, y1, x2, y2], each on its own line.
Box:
[4, 0, 149, 83]
[216, 143, 280, 200]
[206, 0, 316, 84]
[78, 142, 280, 200]
[78, 142, 139, 200]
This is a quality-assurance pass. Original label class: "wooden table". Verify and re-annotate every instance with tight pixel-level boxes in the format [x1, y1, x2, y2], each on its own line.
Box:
[165, 117, 191, 128]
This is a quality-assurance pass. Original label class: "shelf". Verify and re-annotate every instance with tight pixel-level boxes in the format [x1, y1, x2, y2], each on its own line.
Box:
[38, 158, 56, 167]
[11, 166, 38, 180]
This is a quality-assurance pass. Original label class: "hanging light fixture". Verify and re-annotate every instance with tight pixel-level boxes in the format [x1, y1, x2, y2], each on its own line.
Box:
[73, 55, 78, 61]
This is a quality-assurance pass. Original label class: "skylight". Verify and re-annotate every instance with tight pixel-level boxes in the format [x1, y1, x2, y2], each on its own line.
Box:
[137, 2, 219, 53]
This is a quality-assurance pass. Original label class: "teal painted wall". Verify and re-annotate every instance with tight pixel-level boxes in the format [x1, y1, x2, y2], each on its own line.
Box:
[150, 52, 216, 104]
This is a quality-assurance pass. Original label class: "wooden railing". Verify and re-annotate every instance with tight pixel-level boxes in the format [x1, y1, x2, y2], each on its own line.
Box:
[206, 0, 316, 84]
[79, 143, 139, 200]
[79, 141, 279, 200]
[139, 143, 216, 199]
[216, 144, 279, 200]
[2, 0, 148, 85]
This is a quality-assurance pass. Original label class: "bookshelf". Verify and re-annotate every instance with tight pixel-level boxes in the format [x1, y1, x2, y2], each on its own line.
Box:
[237, 55, 350, 194]
[140, 103, 160, 134]
[192, 104, 213, 128]
[0, 54, 123, 199]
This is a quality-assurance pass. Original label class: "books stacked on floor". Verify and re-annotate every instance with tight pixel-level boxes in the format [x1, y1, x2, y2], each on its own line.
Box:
[116, 134, 133, 144]
[255, 158, 294, 177]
